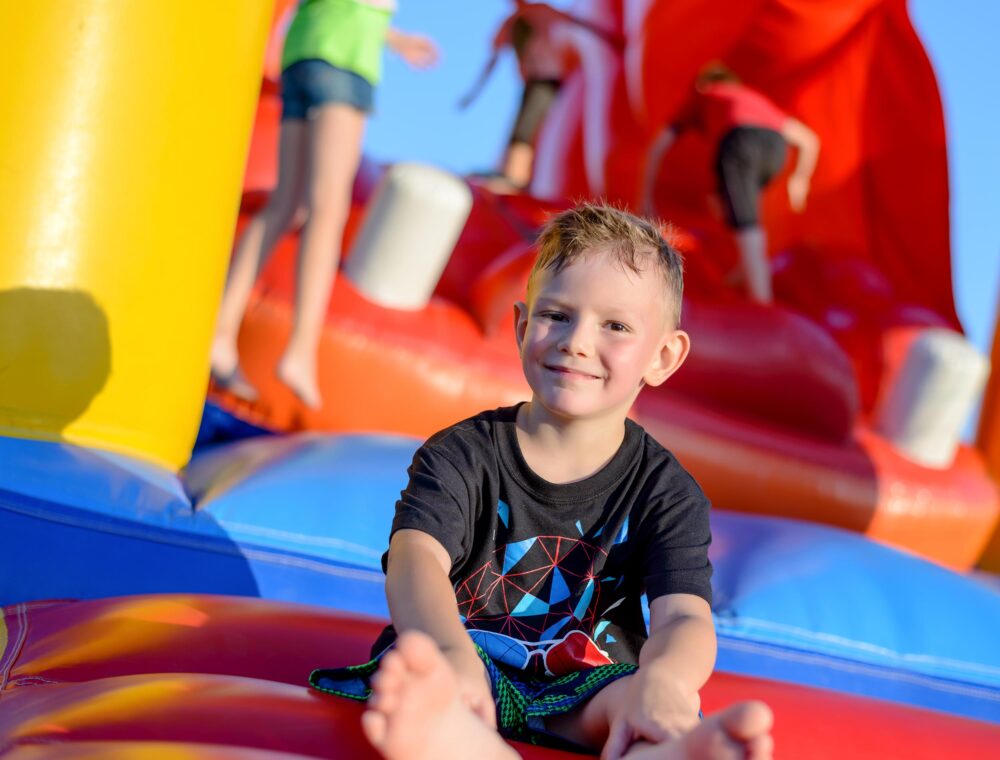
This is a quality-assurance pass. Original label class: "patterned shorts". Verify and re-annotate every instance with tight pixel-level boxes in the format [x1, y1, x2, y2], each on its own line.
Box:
[309, 644, 637, 751]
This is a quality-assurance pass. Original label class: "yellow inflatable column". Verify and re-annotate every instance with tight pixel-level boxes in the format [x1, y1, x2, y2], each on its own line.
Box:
[0, 1, 273, 469]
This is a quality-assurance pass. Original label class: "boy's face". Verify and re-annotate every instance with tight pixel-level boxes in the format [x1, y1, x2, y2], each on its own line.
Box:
[514, 247, 689, 425]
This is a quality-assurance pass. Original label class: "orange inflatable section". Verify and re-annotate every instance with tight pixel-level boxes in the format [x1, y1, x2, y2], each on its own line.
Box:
[4, 596, 999, 759]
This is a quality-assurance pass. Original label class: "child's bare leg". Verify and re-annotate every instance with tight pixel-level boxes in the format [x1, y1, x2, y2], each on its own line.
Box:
[485, 141, 534, 193]
[734, 226, 772, 304]
[546, 675, 772, 760]
[276, 103, 365, 409]
[544, 671, 630, 751]
[362, 631, 518, 760]
[623, 701, 774, 760]
[211, 120, 309, 397]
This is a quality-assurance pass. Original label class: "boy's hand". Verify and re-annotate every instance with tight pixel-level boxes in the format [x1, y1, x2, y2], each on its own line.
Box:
[602, 671, 700, 759]
[441, 645, 497, 729]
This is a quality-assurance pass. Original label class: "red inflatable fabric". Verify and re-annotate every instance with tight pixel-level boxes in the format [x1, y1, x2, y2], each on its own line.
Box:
[543, 0, 957, 323]
[537, 0, 960, 409]
[3, 596, 1000, 759]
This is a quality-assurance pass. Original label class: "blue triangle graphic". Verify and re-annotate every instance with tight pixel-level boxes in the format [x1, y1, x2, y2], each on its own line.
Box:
[593, 525, 603, 537]
[512, 591, 549, 617]
[572, 579, 595, 620]
[575, 520, 583, 535]
[541, 615, 572, 640]
[497, 500, 510, 528]
[594, 620, 611, 639]
[502, 537, 536, 574]
[548, 568, 571, 604]
[613, 519, 629, 546]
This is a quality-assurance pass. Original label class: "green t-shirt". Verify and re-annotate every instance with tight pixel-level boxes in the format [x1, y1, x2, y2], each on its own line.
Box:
[281, 0, 394, 86]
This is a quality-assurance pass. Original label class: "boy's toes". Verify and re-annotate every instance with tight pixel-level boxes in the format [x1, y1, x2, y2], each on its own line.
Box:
[395, 631, 449, 677]
[361, 709, 390, 749]
[370, 654, 408, 713]
[746, 733, 774, 759]
[721, 700, 773, 742]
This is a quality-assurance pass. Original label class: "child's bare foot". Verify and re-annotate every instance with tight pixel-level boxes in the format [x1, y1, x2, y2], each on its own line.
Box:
[276, 352, 322, 410]
[361, 631, 517, 760]
[209, 338, 258, 402]
[623, 701, 774, 760]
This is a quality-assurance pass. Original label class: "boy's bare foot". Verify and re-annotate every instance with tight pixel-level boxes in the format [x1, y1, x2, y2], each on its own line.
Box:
[275, 353, 322, 410]
[209, 338, 258, 402]
[361, 631, 517, 760]
[623, 701, 774, 760]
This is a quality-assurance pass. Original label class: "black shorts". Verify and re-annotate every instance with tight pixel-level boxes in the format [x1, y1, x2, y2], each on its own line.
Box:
[715, 126, 787, 229]
[509, 78, 561, 145]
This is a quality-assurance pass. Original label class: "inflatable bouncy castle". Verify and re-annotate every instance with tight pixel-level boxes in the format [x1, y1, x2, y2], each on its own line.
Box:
[1, 0, 999, 757]
[215, 0, 999, 571]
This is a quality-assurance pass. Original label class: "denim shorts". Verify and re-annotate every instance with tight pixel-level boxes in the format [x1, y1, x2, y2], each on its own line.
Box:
[281, 59, 374, 119]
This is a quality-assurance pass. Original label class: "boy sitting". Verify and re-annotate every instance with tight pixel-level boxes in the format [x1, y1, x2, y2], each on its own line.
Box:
[311, 203, 773, 759]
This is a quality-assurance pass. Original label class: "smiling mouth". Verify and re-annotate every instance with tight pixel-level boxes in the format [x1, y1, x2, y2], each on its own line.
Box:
[545, 364, 600, 380]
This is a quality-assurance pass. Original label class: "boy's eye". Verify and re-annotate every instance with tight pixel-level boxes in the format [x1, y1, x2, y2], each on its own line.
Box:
[539, 311, 568, 322]
[607, 322, 630, 333]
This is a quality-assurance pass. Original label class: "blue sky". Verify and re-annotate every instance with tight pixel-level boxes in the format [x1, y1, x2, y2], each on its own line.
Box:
[364, 1, 998, 366]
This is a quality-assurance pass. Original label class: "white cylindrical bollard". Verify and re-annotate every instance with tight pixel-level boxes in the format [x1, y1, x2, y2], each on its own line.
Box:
[344, 163, 473, 310]
[874, 328, 991, 469]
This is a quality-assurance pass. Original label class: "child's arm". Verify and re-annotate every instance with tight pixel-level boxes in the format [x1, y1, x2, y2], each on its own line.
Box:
[457, 38, 505, 110]
[780, 117, 820, 212]
[385, 28, 439, 69]
[385, 528, 496, 726]
[602, 593, 716, 759]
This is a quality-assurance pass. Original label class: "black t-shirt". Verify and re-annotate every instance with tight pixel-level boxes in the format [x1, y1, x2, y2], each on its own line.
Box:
[377, 405, 712, 677]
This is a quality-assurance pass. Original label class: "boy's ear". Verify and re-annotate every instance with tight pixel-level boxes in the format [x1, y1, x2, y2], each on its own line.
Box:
[644, 329, 690, 387]
[513, 301, 529, 352]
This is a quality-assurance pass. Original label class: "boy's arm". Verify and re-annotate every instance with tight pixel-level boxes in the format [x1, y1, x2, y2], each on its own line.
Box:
[641, 592, 716, 692]
[385, 528, 495, 726]
[603, 593, 716, 759]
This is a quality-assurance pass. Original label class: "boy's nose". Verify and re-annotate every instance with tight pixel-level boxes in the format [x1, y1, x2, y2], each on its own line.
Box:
[557, 323, 594, 356]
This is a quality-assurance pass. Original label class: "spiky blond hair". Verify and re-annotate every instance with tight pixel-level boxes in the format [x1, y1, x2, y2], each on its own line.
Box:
[528, 202, 684, 326]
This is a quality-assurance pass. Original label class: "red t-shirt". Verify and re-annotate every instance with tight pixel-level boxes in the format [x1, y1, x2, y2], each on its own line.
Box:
[674, 82, 787, 142]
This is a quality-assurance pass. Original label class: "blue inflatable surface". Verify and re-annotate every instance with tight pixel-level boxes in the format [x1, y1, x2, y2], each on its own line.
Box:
[0, 436, 387, 617]
[2, 431, 999, 722]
